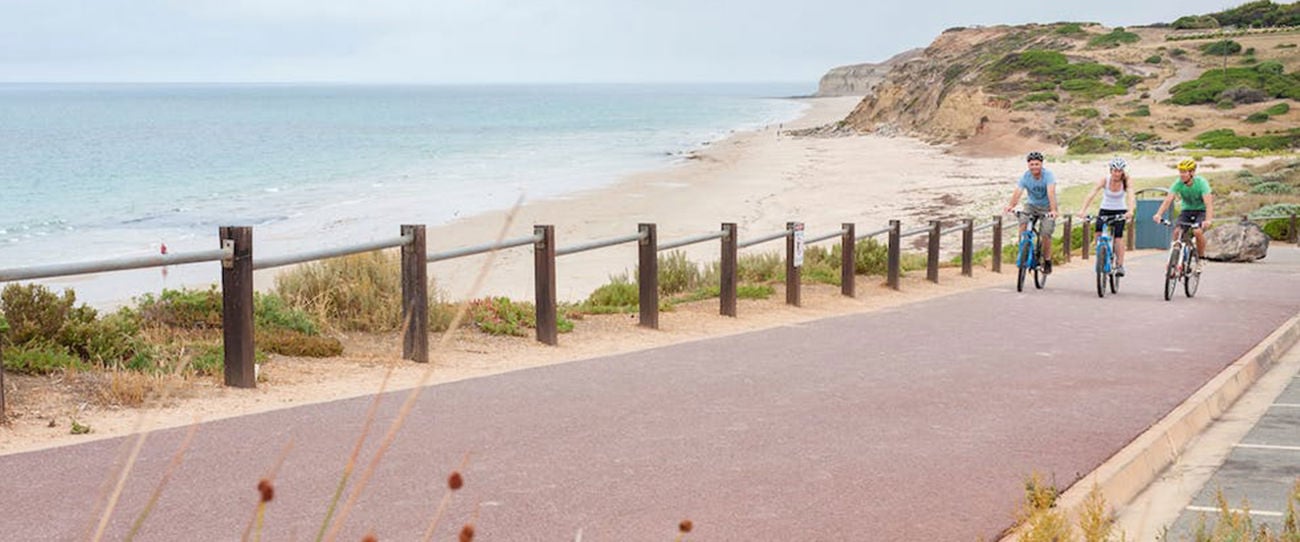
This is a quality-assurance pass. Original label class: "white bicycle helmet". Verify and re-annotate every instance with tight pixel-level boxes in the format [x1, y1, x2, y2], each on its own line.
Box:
[1108, 157, 1127, 171]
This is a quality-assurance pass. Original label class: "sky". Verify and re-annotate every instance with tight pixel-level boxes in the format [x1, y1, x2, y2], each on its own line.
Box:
[0, 0, 1253, 84]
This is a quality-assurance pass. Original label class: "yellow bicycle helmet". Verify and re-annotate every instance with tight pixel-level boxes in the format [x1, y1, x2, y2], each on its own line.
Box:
[1176, 158, 1198, 171]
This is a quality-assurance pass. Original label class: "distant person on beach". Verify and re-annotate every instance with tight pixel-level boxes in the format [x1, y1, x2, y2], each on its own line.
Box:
[1075, 157, 1135, 276]
[1152, 158, 1214, 273]
[1003, 151, 1059, 274]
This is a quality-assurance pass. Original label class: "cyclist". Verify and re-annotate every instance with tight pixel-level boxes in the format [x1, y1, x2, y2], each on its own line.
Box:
[1003, 151, 1059, 274]
[1076, 157, 1135, 276]
[1151, 158, 1214, 273]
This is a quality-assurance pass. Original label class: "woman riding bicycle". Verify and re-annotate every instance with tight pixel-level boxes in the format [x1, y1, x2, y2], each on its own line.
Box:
[1076, 157, 1135, 276]
[1003, 151, 1059, 274]
[1152, 158, 1215, 273]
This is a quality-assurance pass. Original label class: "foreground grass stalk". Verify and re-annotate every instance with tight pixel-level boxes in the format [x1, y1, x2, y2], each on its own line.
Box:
[322, 196, 522, 542]
[421, 453, 471, 542]
[90, 405, 158, 541]
[123, 422, 200, 542]
[241, 439, 294, 542]
[314, 369, 393, 542]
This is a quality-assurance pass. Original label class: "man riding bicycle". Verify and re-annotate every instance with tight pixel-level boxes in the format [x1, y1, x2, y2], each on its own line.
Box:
[1004, 151, 1059, 274]
[1151, 158, 1215, 273]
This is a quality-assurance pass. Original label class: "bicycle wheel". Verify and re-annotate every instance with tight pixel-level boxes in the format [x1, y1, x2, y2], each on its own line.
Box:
[1016, 237, 1030, 292]
[1095, 244, 1109, 298]
[1185, 251, 1200, 298]
[1110, 271, 1119, 294]
[1164, 246, 1180, 301]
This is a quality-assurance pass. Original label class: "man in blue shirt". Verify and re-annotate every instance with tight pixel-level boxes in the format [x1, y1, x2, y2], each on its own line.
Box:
[1003, 151, 1059, 274]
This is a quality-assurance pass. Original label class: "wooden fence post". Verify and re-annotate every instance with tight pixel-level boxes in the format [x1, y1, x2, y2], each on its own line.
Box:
[534, 225, 557, 346]
[961, 219, 973, 277]
[926, 220, 940, 284]
[721, 223, 738, 317]
[220, 226, 255, 388]
[992, 215, 1002, 274]
[1062, 215, 1073, 263]
[1291, 213, 1297, 244]
[785, 222, 802, 307]
[1, 341, 5, 424]
[1083, 220, 1091, 260]
[401, 224, 428, 363]
[888, 220, 901, 290]
[841, 223, 855, 297]
[638, 223, 658, 330]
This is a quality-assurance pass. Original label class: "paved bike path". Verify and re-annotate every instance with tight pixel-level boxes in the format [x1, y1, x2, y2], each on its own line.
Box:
[3, 249, 1299, 541]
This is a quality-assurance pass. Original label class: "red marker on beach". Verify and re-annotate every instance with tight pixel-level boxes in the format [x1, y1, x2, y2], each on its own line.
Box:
[160, 242, 168, 255]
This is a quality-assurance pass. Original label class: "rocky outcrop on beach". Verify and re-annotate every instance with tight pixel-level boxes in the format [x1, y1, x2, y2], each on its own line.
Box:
[815, 49, 923, 97]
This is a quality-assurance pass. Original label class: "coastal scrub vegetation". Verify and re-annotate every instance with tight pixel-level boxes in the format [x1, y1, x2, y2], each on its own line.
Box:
[1174, 0, 1300, 30]
[1167, 62, 1300, 105]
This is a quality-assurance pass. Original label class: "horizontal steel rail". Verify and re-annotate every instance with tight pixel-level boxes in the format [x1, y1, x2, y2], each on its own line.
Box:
[1245, 215, 1296, 221]
[427, 234, 543, 263]
[973, 222, 996, 233]
[254, 233, 414, 271]
[737, 230, 790, 249]
[557, 231, 647, 257]
[939, 224, 966, 236]
[658, 230, 727, 252]
[0, 246, 233, 283]
[855, 226, 891, 241]
[899, 226, 931, 239]
[805, 228, 849, 245]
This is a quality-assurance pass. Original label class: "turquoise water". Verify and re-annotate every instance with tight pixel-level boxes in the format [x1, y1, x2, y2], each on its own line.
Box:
[0, 83, 808, 303]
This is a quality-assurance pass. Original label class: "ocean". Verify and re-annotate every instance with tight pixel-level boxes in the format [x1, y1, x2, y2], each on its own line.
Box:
[0, 83, 809, 306]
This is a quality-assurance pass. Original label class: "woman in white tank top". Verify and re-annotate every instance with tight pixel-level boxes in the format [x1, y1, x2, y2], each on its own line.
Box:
[1076, 157, 1136, 275]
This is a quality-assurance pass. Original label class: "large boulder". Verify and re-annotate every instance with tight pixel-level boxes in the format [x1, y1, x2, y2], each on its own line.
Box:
[1205, 220, 1269, 262]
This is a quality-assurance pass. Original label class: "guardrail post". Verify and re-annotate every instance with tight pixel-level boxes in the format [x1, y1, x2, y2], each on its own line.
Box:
[1, 342, 6, 423]
[1126, 220, 1135, 251]
[638, 223, 658, 330]
[992, 216, 1002, 273]
[721, 223, 738, 317]
[1291, 213, 1297, 244]
[926, 220, 940, 283]
[961, 219, 973, 277]
[220, 226, 255, 388]
[841, 223, 855, 297]
[785, 222, 801, 307]
[534, 225, 558, 346]
[1083, 219, 1091, 260]
[401, 224, 428, 363]
[888, 220, 901, 290]
[1062, 215, 1073, 263]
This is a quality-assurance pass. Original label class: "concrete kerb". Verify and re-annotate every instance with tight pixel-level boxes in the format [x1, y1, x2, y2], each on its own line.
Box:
[999, 311, 1300, 541]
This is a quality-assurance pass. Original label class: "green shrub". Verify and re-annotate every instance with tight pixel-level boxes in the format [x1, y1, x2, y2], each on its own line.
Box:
[2, 342, 87, 375]
[1168, 64, 1300, 105]
[1023, 92, 1060, 103]
[1202, 39, 1244, 56]
[1060, 78, 1127, 100]
[1116, 74, 1143, 88]
[1128, 105, 1152, 117]
[1247, 111, 1272, 123]
[253, 293, 319, 336]
[137, 287, 222, 329]
[1068, 135, 1128, 154]
[657, 250, 702, 296]
[1, 283, 77, 346]
[852, 238, 889, 275]
[1145, 55, 1163, 64]
[256, 329, 343, 357]
[1262, 218, 1294, 240]
[1171, 48, 1188, 57]
[585, 275, 639, 310]
[737, 252, 784, 283]
[59, 307, 151, 368]
[1250, 181, 1293, 194]
[1055, 23, 1086, 36]
[1172, 15, 1220, 29]
[1185, 128, 1300, 150]
[1266, 102, 1292, 115]
[1252, 203, 1300, 218]
[273, 251, 403, 332]
[737, 284, 775, 299]
[1088, 28, 1140, 48]
[1072, 108, 1101, 118]
[467, 297, 573, 337]
[1278, 43, 1299, 49]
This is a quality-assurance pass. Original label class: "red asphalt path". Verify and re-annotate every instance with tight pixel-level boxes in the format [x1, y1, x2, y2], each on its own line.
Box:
[3, 249, 1299, 541]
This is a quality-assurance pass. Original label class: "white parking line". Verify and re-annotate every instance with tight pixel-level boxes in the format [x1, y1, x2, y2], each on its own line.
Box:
[1235, 443, 1300, 452]
[1187, 505, 1284, 517]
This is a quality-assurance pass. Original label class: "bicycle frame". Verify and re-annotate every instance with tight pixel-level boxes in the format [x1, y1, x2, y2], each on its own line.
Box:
[1016, 214, 1042, 270]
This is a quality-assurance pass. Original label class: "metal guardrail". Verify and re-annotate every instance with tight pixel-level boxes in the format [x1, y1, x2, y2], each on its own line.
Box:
[805, 228, 849, 245]
[254, 233, 414, 271]
[855, 226, 891, 241]
[658, 230, 727, 252]
[0, 245, 233, 283]
[738, 230, 790, 249]
[556, 231, 647, 257]
[427, 234, 542, 263]
[939, 224, 967, 236]
[898, 226, 930, 239]
[973, 221, 996, 233]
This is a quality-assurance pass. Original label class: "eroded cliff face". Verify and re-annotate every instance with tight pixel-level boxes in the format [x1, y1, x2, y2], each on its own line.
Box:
[815, 49, 923, 97]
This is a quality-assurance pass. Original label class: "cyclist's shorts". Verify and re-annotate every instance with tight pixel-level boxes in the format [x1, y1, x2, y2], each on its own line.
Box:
[1019, 204, 1055, 234]
[1095, 209, 1126, 238]
[1177, 210, 1206, 227]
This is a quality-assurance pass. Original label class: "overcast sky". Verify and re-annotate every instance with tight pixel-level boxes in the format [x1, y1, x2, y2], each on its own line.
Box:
[0, 0, 1247, 84]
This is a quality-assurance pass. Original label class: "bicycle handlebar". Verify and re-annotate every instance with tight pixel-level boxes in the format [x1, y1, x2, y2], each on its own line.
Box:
[1159, 218, 1202, 228]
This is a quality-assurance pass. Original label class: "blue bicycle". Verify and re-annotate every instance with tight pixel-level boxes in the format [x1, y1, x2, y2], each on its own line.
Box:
[1084, 215, 1126, 298]
[1012, 210, 1048, 292]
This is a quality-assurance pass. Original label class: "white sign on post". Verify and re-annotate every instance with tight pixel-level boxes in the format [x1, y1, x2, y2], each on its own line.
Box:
[793, 223, 805, 267]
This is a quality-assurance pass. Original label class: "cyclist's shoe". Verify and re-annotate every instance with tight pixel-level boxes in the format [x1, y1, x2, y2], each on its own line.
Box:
[1195, 260, 1204, 274]
[1116, 265, 1126, 277]
[1043, 260, 1053, 274]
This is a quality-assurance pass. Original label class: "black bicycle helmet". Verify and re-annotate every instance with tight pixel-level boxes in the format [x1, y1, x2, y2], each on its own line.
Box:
[1026, 151, 1045, 162]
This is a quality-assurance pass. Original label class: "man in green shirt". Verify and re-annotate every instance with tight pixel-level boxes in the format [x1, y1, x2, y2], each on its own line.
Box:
[1152, 158, 1215, 272]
